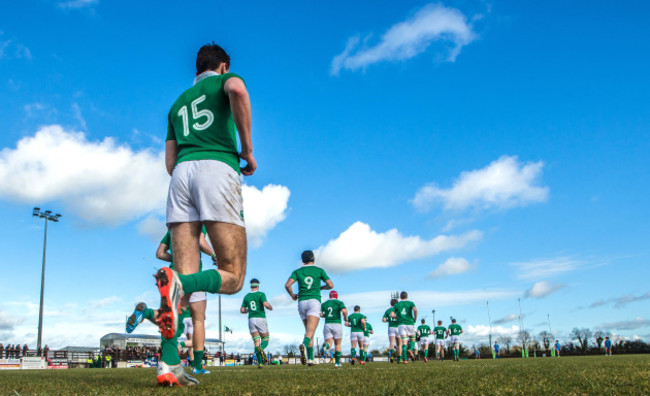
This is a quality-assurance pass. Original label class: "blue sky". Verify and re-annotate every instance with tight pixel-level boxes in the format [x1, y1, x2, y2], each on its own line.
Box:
[0, 0, 648, 353]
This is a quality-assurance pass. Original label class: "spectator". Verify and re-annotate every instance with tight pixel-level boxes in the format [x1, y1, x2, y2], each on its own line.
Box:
[43, 345, 50, 358]
[37, 346, 42, 357]
[0, 343, 3, 359]
[23, 344, 28, 357]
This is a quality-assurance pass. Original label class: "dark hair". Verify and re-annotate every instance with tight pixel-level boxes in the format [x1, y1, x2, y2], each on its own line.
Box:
[400, 291, 408, 299]
[390, 298, 398, 306]
[196, 42, 230, 74]
[354, 305, 360, 312]
[250, 278, 260, 284]
[452, 318, 456, 323]
[301, 250, 315, 264]
[421, 319, 425, 324]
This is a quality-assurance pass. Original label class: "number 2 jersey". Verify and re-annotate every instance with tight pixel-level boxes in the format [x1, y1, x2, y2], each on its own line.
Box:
[241, 291, 268, 319]
[166, 72, 245, 174]
[289, 265, 330, 302]
[321, 299, 346, 324]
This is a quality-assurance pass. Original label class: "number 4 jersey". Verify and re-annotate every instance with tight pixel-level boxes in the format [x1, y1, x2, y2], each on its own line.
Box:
[166, 72, 245, 174]
[241, 291, 268, 319]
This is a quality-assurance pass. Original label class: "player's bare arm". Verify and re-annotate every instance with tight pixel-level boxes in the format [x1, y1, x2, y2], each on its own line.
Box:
[320, 279, 334, 291]
[285, 278, 298, 301]
[412, 306, 418, 322]
[342, 308, 349, 322]
[165, 140, 178, 176]
[156, 243, 172, 262]
[198, 233, 218, 265]
[224, 77, 255, 176]
[263, 301, 273, 311]
[240, 306, 248, 314]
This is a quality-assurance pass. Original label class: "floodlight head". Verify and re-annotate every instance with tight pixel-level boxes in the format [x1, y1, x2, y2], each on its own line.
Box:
[55, 214, 62, 218]
[32, 208, 40, 217]
[44, 210, 52, 215]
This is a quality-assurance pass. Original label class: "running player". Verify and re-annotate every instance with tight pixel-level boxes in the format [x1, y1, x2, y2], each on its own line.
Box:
[417, 319, 431, 362]
[241, 278, 273, 368]
[433, 320, 447, 361]
[285, 250, 333, 366]
[448, 318, 463, 361]
[346, 305, 366, 365]
[392, 291, 417, 364]
[149, 42, 255, 387]
[382, 298, 399, 363]
[554, 340, 561, 357]
[320, 290, 348, 367]
[362, 322, 374, 363]
[604, 337, 612, 356]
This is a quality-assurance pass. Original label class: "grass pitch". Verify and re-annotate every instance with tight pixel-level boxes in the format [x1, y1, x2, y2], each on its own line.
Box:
[1, 355, 649, 395]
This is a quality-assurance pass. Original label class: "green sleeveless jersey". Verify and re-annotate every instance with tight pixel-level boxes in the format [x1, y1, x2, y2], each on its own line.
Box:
[364, 322, 373, 337]
[348, 313, 366, 332]
[241, 291, 268, 319]
[321, 299, 346, 324]
[166, 73, 245, 173]
[393, 300, 416, 325]
[289, 265, 330, 302]
[160, 226, 207, 271]
[417, 325, 431, 337]
[383, 307, 399, 328]
[449, 324, 462, 336]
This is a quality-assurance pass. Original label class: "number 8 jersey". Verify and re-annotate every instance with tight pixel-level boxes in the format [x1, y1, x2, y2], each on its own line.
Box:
[167, 72, 245, 174]
[289, 265, 330, 302]
[241, 291, 268, 319]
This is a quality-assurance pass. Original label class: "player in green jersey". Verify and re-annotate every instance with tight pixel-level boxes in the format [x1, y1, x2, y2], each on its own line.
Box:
[285, 250, 333, 366]
[391, 291, 418, 364]
[382, 298, 399, 363]
[320, 290, 348, 367]
[417, 319, 432, 363]
[153, 43, 256, 371]
[433, 320, 447, 361]
[241, 278, 273, 368]
[362, 322, 374, 363]
[346, 305, 367, 365]
[447, 318, 463, 361]
[156, 227, 216, 374]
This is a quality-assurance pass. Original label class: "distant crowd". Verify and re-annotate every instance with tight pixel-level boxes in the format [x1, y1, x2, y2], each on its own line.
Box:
[0, 343, 49, 358]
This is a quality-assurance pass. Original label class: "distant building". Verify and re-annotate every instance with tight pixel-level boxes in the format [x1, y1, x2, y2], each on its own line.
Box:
[100, 333, 224, 352]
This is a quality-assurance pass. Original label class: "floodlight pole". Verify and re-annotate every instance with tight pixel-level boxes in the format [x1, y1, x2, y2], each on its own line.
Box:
[432, 310, 435, 326]
[518, 298, 525, 351]
[487, 301, 493, 349]
[219, 295, 223, 355]
[33, 208, 61, 351]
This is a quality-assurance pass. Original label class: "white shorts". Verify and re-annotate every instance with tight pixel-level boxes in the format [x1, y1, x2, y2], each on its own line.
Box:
[189, 291, 207, 303]
[398, 325, 416, 337]
[388, 327, 399, 338]
[350, 332, 365, 343]
[450, 335, 460, 344]
[248, 318, 268, 334]
[183, 317, 193, 336]
[297, 299, 321, 320]
[419, 337, 429, 347]
[364, 337, 370, 346]
[323, 323, 343, 340]
[436, 339, 445, 346]
[167, 160, 245, 227]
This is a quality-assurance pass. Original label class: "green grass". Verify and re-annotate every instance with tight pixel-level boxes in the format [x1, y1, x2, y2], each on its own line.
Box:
[1, 355, 649, 395]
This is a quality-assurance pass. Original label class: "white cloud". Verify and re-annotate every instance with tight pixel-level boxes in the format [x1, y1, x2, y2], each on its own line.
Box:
[71, 102, 87, 130]
[331, 3, 476, 74]
[524, 281, 566, 298]
[0, 125, 169, 225]
[242, 184, 290, 247]
[315, 222, 482, 273]
[0, 39, 32, 60]
[57, 0, 98, 10]
[412, 155, 548, 212]
[0, 126, 290, 246]
[428, 257, 473, 278]
[600, 318, 650, 331]
[511, 257, 581, 281]
[493, 314, 520, 325]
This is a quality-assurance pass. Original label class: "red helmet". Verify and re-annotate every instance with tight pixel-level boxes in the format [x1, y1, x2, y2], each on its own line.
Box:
[329, 290, 338, 299]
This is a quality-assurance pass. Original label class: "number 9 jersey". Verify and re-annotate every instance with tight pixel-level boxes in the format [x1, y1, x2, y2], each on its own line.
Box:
[289, 266, 330, 303]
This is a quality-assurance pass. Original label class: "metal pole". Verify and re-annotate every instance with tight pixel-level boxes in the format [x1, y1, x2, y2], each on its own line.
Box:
[432, 310, 435, 326]
[518, 298, 525, 352]
[37, 218, 48, 350]
[219, 295, 223, 355]
[486, 301, 492, 349]
[547, 313, 552, 335]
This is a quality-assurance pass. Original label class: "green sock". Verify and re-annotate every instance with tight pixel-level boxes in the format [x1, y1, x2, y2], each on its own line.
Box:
[178, 269, 222, 294]
[335, 351, 341, 364]
[325, 342, 330, 350]
[402, 345, 407, 359]
[144, 308, 156, 321]
[351, 348, 356, 358]
[409, 341, 415, 351]
[192, 350, 204, 370]
[161, 336, 180, 366]
[255, 350, 262, 365]
[179, 341, 186, 348]
[424, 350, 428, 357]
[302, 337, 311, 348]
[261, 337, 269, 350]
[389, 348, 395, 357]
[307, 346, 314, 360]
